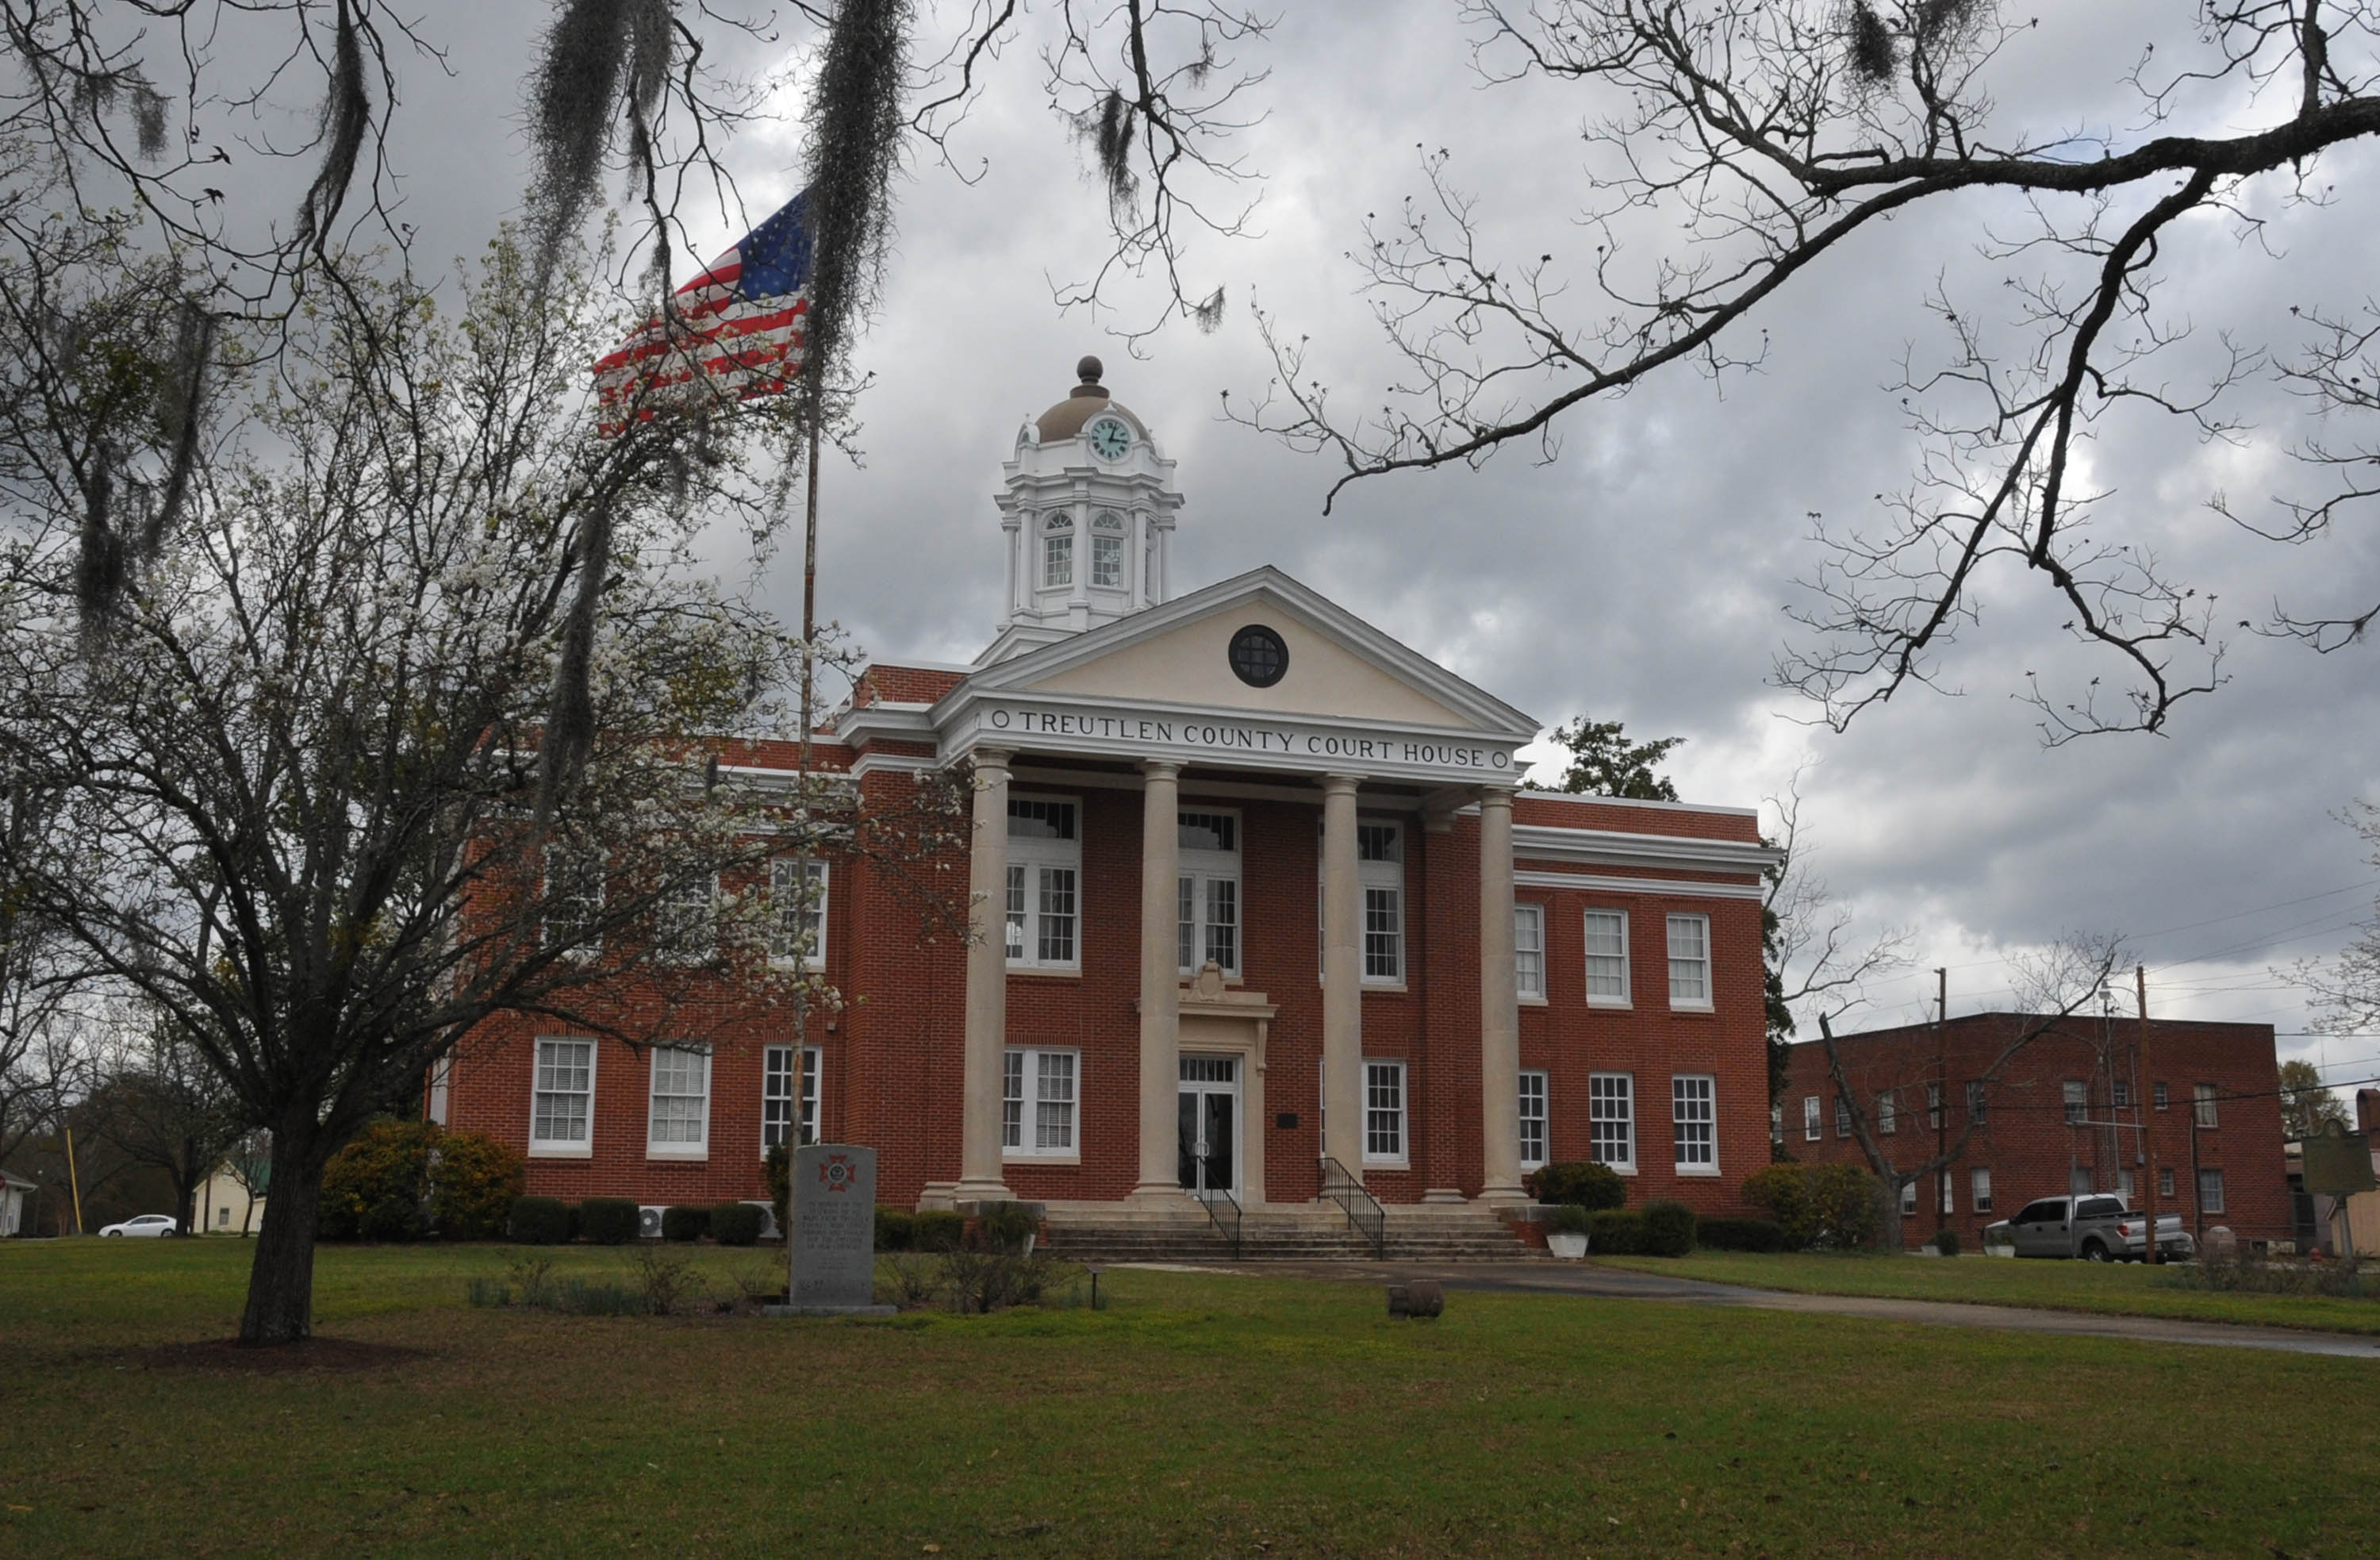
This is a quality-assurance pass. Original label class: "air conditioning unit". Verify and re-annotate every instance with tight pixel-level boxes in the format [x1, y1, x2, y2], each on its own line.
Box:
[637, 1205, 666, 1239]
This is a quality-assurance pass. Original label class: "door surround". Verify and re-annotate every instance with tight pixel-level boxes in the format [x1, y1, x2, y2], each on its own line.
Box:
[1174, 963, 1276, 1207]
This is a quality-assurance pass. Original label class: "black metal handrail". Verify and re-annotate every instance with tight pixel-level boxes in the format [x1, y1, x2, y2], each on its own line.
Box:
[1319, 1156, 1387, 1258]
[1196, 1186, 1242, 1259]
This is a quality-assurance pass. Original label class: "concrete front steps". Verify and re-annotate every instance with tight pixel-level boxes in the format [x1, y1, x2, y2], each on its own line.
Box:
[1039, 1200, 1539, 1263]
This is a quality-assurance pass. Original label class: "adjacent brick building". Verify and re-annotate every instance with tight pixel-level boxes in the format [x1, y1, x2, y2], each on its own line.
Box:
[437, 361, 1779, 1220]
[1781, 1013, 2291, 1249]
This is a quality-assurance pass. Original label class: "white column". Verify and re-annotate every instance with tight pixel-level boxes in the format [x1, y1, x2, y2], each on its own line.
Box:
[1319, 774, 1365, 1184]
[955, 748, 1015, 1203]
[1131, 761, 1186, 1201]
[1477, 786, 1526, 1203]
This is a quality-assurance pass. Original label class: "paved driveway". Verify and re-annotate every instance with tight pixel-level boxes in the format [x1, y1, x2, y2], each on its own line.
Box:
[1131, 1258, 2380, 1359]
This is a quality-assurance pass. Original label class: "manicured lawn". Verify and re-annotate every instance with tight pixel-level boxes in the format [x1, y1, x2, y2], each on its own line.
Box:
[6, 1239, 2379, 1556]
[1593, 1249, 2380, 1335]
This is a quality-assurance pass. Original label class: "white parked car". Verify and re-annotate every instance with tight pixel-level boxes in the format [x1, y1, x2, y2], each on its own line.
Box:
[98, 1214, 182, 1238]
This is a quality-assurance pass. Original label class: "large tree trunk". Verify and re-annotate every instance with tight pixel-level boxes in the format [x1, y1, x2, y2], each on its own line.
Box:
[237, 1124, 325, 1346]
[1880, 1181, 1906, 1252]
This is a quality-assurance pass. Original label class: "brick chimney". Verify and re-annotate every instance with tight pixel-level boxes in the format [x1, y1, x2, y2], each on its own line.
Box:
[2356, 1087, 2380, 1135]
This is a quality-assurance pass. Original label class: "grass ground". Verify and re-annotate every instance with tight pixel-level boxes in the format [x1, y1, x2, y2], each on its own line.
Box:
[1592, 1249, 2380, 1335]
[6, 1238, 2379, 1557]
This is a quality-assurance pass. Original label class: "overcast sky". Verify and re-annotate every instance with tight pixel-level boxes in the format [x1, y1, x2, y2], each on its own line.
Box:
[307, 2, 2380, 1085]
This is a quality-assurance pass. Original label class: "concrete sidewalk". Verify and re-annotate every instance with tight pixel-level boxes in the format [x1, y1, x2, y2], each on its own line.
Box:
[1131, 1258, 2380, 1359]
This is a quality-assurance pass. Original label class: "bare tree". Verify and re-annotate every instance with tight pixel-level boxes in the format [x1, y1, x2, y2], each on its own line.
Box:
[0, 210, 965, 1342]
[2301, 799, 2380, 1036]
[1236, 2, 2380, 741]
[1818, 933, 2124, 1250]
[90, 1009, 246, 1238]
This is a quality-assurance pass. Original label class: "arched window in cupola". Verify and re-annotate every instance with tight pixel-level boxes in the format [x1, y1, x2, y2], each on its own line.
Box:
[1091, 510, 1126, 589]
[1042, 512, 1074, 589]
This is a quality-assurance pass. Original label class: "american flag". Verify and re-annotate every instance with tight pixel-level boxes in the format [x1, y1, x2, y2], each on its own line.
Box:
[593, 190, 812, 436]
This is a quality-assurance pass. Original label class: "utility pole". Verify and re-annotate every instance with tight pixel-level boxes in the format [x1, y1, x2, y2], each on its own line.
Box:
[1934, 967, 1948, 1237]
[2135, 964, 2161, 1266]
[64, 1124, 85, 1235]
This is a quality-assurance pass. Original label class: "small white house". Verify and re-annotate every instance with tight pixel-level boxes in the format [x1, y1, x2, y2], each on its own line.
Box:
[200, 1159, 267, 1235]
[1, 1168, 32, 1237]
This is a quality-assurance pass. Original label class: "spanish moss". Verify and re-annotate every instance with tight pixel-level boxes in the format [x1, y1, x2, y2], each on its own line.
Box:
[1846, 2, 1896, 86]
[800, 0, 912, 396]
[295, 0, 371, 257]
[538, 496, 613, 819]
[528, 0, 676, 281]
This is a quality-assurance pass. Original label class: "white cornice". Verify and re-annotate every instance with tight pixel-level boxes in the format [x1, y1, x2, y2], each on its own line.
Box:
[1517, 788, 1761, 820]
[1514, 870, 1765, 902]
[1513, 822, 1781, 876]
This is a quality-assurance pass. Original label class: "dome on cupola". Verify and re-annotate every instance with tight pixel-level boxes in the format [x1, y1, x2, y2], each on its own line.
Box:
[1033, 356, 1150, 444]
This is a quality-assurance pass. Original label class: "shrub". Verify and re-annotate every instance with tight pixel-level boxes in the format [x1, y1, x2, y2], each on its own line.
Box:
[912, 1210, 965, 1252]
[1695, 1216, 1786, 1253]
[1741, 1163, 1883, 1250]
[1587, 1208, 1645, 1255]
[1544, 1203, 1594, 1235]
[709, 1203, 765, 1247]
[318, 1119, 441, 1241]
[763, 1143, 789, 1236]
[874, 1206, 916, 1251]
[428, 1131, 526, 1240]
[661, 1205, 709, 1243]
[579, 1197, 640, 1246]
[972, 1201, 1038, 1255]
[1931, 1228, 1961, 1258]
[1641, 1200, 1697, 1258]
[506, 1195, 570, 1246]
[1525, 1162, 1628, 1212]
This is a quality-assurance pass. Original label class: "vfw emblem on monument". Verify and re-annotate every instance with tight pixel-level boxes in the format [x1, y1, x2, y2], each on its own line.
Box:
[817, 1152, 858, 1193]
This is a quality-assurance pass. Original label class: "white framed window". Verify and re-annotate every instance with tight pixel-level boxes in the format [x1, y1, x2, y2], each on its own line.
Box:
[1878, 1090, 1898, 1135]
[2063, 1080, 2087, 1125]
[1177, 809, 1242, 977]
[1672, 1074, 1717, 1173]
[1091, 509, 1125, 587]
[769, 859, 828, 968]
[1966, 1080, 1987, 1123]
[646, 1045, 711, 1158]
[530, 1037, 596, 1156]
[2153, 1080, 2169, 1112]
[1583, 910, 1630, 1005]
[1665, 913, 1711, 1009]
[1359, 822, 1404, 982]
[2117, 1168, 2135, 1201]
[1770, 1103, 1783, 1145]
[2159, 1166, 2175, 1198]
[1364, 1059, 1407, 1164]
[2112, 1078, 2132, 1110]
[1590, 1072, 1636, 1171]
[1940, 1169, 1954, 1215]
[1971, 1167, 1993, 1213]
[1802, 1094, 1821, 1143]
[1518, 1070, 1549, 1170]
[1003, 1047, 1079, 1156]
[1514, 904, 1545, 1001]
[2193, 1084, 2218, 1128]
[540, 844, 605, 959]
[2070, 1166, 2094, 1196]
[762, 1044, 820, 1151]
[2197, 1169, 2225, 1214]
[1900, 1178, 1917, 1216]
[1042, 513, 1073, 587]
[654, 873, 717, 962]
[1006, 797, 1081, 970]
[1926, 1082, 1943, 1130]
[1834, 1097, 1851, 1138]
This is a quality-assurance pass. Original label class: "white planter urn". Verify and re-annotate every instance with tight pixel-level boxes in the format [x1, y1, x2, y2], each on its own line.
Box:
[1547, 1230, 1590, 1260]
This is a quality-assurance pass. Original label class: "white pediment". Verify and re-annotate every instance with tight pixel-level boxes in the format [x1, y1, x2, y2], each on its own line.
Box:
[964, 567, 1537, 739]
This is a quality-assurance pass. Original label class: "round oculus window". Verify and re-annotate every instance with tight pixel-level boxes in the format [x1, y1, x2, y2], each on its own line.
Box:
[1228, 624, 1288, 688]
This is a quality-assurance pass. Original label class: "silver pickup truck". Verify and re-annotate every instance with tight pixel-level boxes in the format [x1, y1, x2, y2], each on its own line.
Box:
[1987, 1194, 2196, 1262]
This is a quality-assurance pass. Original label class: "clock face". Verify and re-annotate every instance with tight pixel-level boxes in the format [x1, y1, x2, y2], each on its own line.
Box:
[1087, 415, 1132, 461]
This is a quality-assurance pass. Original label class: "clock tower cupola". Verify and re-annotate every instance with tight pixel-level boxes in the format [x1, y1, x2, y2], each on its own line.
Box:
[981, 357, 1181, 663]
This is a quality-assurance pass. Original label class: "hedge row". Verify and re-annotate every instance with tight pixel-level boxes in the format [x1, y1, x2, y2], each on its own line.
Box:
[502, 1196, 772, 1246]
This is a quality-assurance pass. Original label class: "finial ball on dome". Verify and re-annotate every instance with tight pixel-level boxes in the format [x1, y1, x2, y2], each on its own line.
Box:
[1077, 355, 1104, 386]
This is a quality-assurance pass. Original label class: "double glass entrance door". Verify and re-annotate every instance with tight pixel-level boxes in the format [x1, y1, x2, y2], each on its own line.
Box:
[1177, 1055, 1239, 1200]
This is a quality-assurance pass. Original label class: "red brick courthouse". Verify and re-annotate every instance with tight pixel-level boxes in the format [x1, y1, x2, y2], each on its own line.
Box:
[439, 362, 1779, 1230]
[1782, 1015, 2291, 1250]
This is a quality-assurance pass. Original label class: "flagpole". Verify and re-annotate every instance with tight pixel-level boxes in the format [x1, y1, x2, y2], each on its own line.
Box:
[789, 372, 820, 1297]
